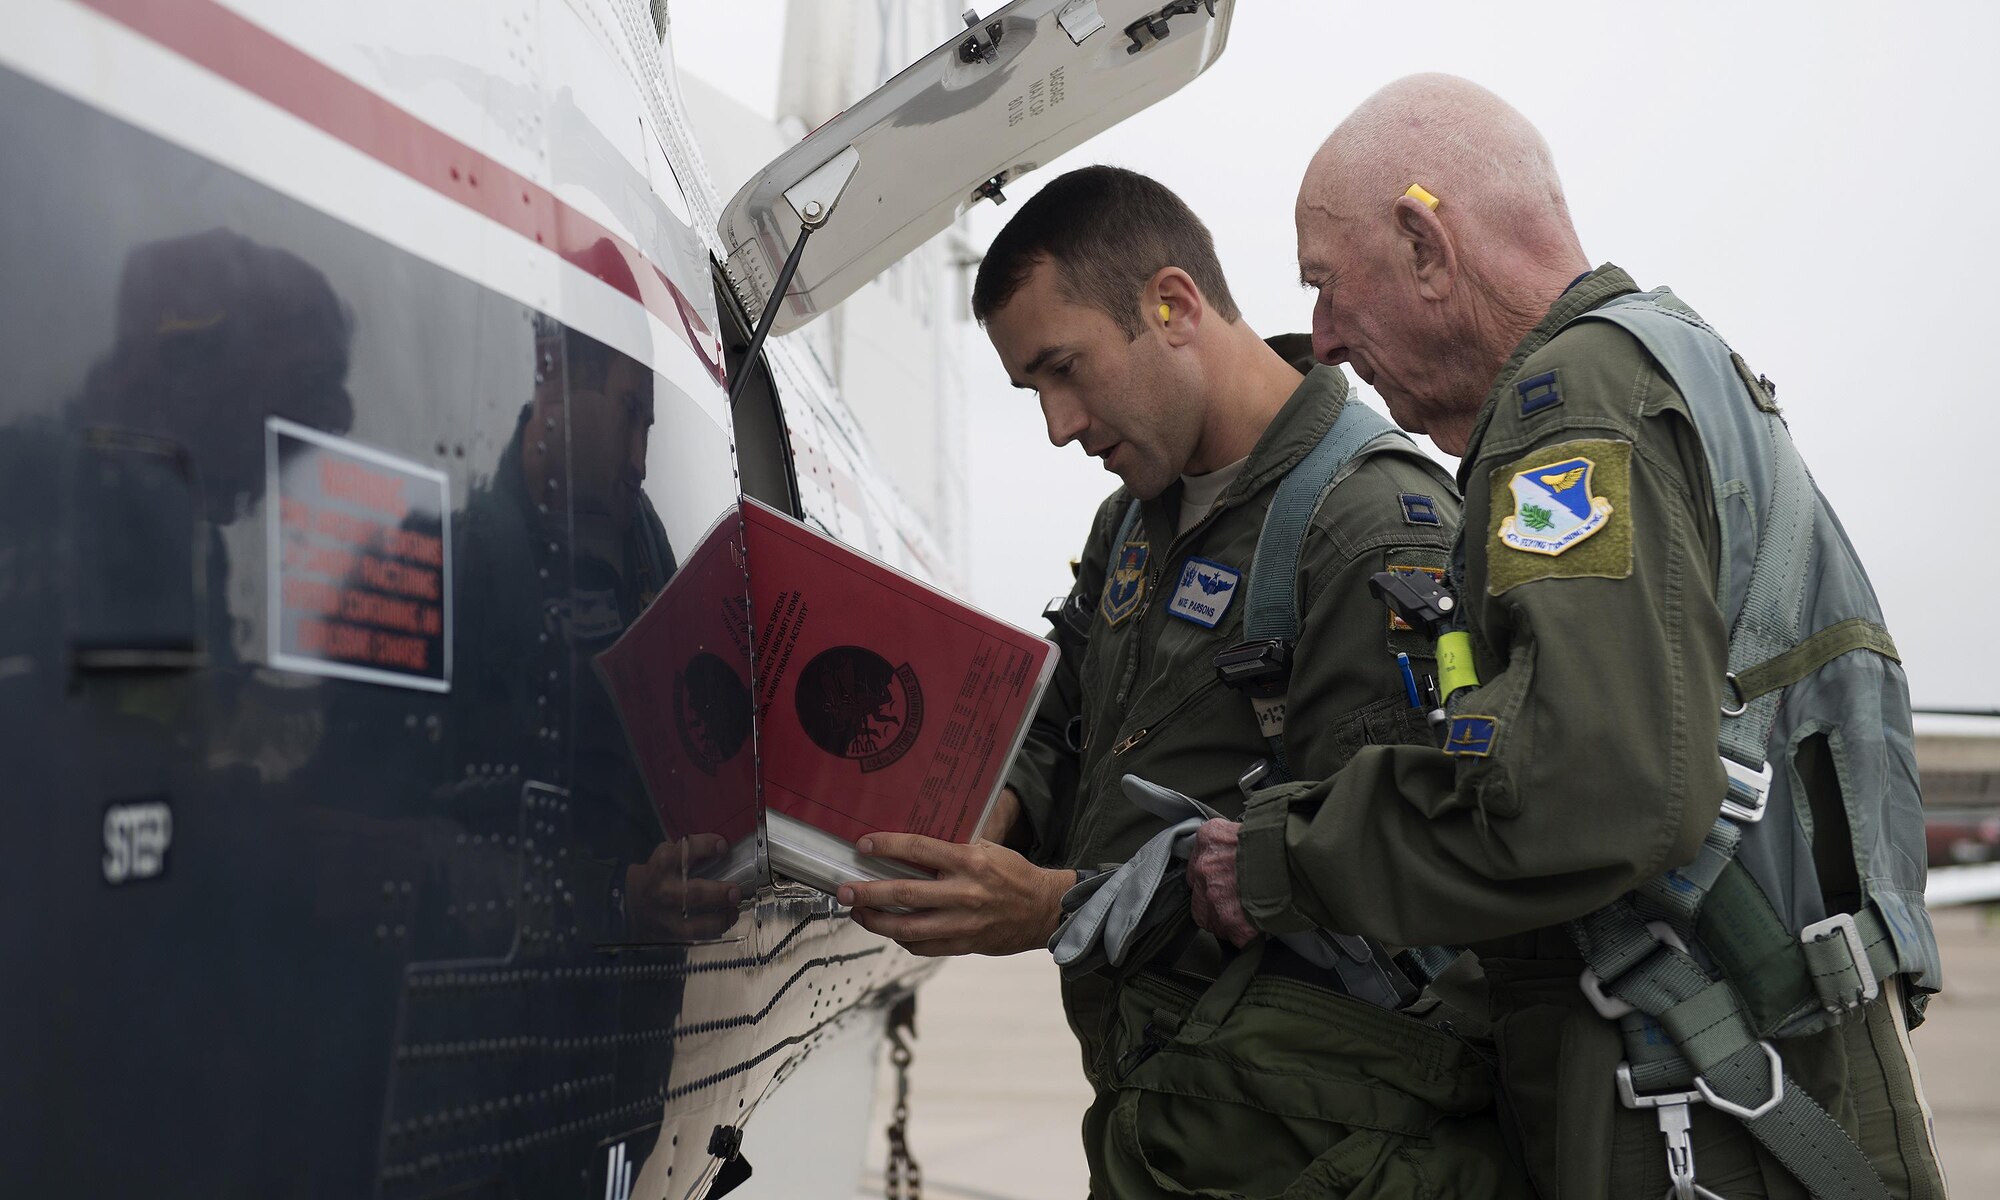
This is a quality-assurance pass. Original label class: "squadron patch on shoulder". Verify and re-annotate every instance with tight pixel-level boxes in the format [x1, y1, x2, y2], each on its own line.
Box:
[1101, 539, 1150, 627]
[1499, 456, 1611, 556]
[1443, 715, 1498, 757]
[1167, 556, 1239, 628]
[1487, 438, 1634, 595]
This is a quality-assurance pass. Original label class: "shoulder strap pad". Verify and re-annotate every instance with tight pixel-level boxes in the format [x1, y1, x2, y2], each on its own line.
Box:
[1244, 399, 1412, 644]
[1562, 293, 1815, 769]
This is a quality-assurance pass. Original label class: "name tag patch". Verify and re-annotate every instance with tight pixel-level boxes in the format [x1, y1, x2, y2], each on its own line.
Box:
[1167, 557, 1239, 628]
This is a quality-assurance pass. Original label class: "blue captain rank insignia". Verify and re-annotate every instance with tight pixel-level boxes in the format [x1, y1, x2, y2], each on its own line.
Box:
[1167, 556, 1239, 628]
[1498, 454, 1613, 556]
[1101, 539, 1149, 627]
[1517, 369, 1564, 416]
[1398, 493, 1441, 526]
[1443, 715, 1498, 757]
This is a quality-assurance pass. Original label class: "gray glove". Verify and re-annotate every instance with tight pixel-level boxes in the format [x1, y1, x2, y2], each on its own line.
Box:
[1050, 774, 1407, 1010]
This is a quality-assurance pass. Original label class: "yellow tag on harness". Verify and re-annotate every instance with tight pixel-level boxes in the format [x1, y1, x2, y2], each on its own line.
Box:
[1436, 630, 1480, 701]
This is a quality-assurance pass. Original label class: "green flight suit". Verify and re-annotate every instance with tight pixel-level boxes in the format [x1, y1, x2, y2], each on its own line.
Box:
[1007, 350, 1529, 1198]
[1234, 268, 1948, 1198]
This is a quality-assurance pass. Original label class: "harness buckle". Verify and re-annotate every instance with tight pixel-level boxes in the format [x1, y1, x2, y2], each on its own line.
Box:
[1718, 756, 1771, 824]
[1044, 591, 1093, 641]
[1213, 639, 1292, 697]
[1694, 1041, 1786, 1121]
[1614, 1065, 1719, 1200]
[1800, 912, 1881, 1013]
[1580, 920, 1686, 1021]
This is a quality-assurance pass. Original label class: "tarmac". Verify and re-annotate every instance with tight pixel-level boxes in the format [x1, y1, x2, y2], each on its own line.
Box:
[858, 904, 2000, 1199]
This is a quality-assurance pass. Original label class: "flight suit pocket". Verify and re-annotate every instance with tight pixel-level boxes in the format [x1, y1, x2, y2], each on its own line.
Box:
[1483, 958, 1625, 1200]
[1094, 959, 1531, 1200]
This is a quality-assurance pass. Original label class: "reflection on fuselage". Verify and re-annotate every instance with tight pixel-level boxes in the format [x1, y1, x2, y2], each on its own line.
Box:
[0, 60, 908, 1200]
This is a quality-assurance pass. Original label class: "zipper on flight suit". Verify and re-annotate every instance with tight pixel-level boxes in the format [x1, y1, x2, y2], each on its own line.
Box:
[1115, 497, 1232, 710]
[1111, 675, 1223, 757]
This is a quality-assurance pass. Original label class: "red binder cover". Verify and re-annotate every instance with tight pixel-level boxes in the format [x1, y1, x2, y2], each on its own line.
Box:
[592, 512, 759, 848]
[740, 498, 1056, 852]
[596, 499, 1057, 894]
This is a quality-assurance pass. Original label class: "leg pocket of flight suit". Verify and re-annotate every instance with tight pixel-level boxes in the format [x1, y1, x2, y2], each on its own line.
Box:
[1484, 956, 1626, 1200]
[1098, 942, 1530, 1200]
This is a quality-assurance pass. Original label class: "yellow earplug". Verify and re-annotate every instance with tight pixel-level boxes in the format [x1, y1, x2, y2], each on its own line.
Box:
[1159, 303, 1172, 323]
[1405, 184, 1440, 211]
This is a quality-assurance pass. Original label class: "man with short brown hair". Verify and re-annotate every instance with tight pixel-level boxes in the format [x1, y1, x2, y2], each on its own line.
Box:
[840, 165, 1526, 1198]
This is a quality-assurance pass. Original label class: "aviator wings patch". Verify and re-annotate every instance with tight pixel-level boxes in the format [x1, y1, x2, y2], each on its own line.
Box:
[1168, 557, 1239, 628]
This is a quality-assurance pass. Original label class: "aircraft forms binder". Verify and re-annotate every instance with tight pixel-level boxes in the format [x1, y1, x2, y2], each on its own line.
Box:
[597, 499, 1057, 896]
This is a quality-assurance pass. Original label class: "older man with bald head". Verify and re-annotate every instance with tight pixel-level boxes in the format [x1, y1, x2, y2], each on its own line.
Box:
[1184, 75, 1947, 1199]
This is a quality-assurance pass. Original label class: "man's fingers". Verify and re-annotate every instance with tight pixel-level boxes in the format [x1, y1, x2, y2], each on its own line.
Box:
[848, 904, 974, 944]
[896, 937, 995, 959]
[1190, 878, 1222, 934]
[855, 831, 974, 874]
[1220, 912, 1258, 948]
[838, 875, 967, 912]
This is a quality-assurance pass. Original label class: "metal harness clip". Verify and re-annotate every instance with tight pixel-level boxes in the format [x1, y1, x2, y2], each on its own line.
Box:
[1693, 1040, 1786, 1121]
[1615, 1064, 1723, 1200]
[1579, 920, 1687, 1021]
[1719, 756, 1772, 824]
[1800, 911, 1881, 1013]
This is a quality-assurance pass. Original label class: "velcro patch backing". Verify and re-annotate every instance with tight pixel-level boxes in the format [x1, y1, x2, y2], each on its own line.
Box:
[1382, 547, 1450, 656]
[1486, 438, 1634, 595]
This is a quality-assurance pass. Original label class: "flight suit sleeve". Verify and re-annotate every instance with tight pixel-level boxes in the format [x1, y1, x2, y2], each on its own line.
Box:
[1235, 326, 1730, 946]
[1278, 452, 1462, 785]
[1002, 494, 1122, 866]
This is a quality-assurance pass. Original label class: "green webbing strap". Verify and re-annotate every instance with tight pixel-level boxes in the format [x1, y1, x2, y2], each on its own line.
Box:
[1799, 908, 1902, 1014]
[1243, 399, 1400, 644]
[1243, 398, 1404, 779]
[1733, 617, 1901, 704]
[1574, 297, 1818, 770]
[1574, 904, 1893, 1200]
[1633, 814, 1742, 936]
[1108, 500, 1143, 582]
[1564, 297, 1896, 1199]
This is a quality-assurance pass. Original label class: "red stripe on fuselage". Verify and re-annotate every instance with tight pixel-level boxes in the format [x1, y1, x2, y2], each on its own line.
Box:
[74, 0, 725, 384]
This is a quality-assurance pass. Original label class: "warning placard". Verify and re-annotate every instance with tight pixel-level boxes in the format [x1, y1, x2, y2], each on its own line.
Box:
[266, 418, 451, 692]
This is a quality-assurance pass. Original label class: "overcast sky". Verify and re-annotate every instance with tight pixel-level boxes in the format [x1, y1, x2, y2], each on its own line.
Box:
[677, 1, 2000, 710]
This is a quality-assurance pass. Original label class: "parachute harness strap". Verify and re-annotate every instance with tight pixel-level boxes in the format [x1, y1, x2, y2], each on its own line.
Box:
[1564, 295, 1893, 1200]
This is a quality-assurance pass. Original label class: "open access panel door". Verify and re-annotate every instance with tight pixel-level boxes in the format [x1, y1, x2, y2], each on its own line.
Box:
[716, 0, 1235, 336]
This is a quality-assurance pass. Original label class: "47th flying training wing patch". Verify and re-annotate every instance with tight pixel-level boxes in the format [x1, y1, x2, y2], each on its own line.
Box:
[1487, 438, 1634, 595]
